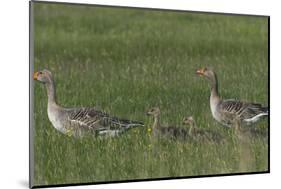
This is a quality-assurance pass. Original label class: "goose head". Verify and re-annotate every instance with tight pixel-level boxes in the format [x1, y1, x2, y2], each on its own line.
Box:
[146, 107, 160, 117]
[182, 116, 195, 125]
[196, 67, 218, 93]
[33, 69, 53, 84]
[196, 67, 216, 81]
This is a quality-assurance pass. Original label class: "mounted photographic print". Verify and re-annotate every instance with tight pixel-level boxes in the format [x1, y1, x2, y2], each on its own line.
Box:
[29, 1, 269, 188]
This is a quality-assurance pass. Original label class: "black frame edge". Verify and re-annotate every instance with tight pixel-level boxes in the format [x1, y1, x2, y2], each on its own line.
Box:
[31, 0, 269, 18]
[31, 171, 269, 188]
[29, 1, 35, 188]
[267, 16, 270, 173]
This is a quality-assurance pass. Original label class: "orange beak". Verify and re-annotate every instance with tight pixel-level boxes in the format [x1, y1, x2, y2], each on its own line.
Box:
[196, 68, 205, 76]
[33, 72, 39, 80]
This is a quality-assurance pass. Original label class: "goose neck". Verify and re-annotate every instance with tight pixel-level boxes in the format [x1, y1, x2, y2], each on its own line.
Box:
[46, 80, 57, 107]
[153, 115, 160, 129]
[188, 122, 195, 135]
[210, 73, 219, 100]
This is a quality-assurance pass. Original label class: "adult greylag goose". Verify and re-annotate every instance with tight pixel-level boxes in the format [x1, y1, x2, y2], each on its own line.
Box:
[182, 116, 224, 143]
[146, 107, 189, 140]
[196, 67, 268, 130]
[33, 69, 144, 138]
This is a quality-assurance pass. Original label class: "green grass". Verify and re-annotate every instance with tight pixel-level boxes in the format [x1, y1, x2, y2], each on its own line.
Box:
[32, 2, 268, 186]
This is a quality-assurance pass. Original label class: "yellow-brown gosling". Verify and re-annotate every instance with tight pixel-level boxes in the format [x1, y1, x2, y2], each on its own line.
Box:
[182, 116, 224, 143]
[146, 107, 190, 140]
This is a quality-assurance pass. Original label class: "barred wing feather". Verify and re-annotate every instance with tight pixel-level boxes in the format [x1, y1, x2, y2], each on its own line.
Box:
[67, 108, 144, 134]
[219, 100, 268, 124]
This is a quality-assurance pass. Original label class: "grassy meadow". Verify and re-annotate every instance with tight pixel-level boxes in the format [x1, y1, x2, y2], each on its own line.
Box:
[32, 2, 269, 186]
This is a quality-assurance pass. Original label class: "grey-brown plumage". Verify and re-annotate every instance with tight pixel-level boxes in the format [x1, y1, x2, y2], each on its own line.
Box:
[146, 107, 190, 140]
[33, 69, 144, 138]
[196, 67, 268, 129]
[182, 116, 224, 143]
[218, 100, 268, 126]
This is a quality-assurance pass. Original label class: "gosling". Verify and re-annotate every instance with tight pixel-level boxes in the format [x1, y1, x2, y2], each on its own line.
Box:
[182, 116, 224, 143]
[146, 107, 190, 140]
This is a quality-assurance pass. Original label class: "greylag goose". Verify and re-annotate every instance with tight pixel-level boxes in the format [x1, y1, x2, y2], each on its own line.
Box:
[146, 107, 189, 140]
[182, 116, 224, 143]
[196, 67, 268, 130]
[33, 69, 144, 138]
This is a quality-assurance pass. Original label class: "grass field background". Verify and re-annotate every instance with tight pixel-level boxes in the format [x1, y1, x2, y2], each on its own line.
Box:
[32, 2, 268, 186]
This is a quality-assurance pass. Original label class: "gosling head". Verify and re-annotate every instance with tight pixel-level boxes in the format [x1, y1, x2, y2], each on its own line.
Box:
[33, 69, 53, 84]
[182, 116, 195, 125]
[146, 107, 160, 117]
